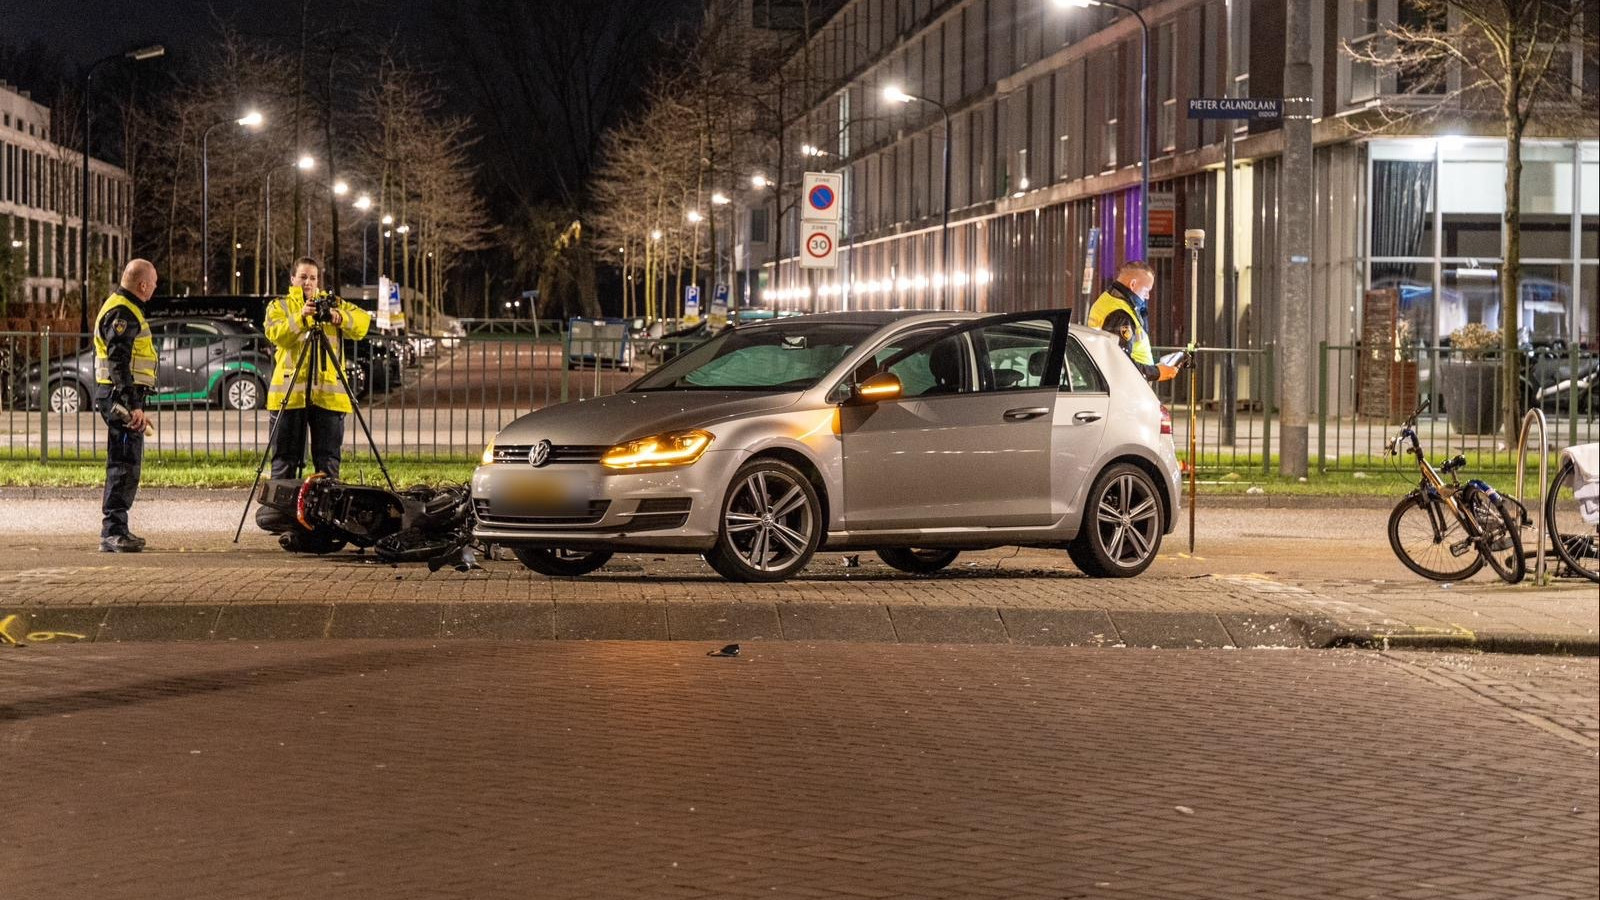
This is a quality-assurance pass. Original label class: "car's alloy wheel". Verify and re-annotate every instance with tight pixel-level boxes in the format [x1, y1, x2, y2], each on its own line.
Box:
[705, 459, 821, 583]
[222, 373, 263, 411]
[512, 547, 613, 577]
[49, 381, 86, 414]
[1067, 463, 1164, 578]
[876, 547, 960, 574]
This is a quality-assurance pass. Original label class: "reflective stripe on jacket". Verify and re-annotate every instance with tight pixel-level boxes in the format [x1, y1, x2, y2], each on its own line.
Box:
[264, 292, 372, 413]
[93, 294, 158, 387]
[1087, 289, 1155, 366]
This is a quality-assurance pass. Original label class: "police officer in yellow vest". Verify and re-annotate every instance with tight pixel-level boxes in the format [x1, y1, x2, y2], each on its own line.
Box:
[1086, 259, 1184, 383]
[93, 259, 160, 552]
[264, 256, 371, 481]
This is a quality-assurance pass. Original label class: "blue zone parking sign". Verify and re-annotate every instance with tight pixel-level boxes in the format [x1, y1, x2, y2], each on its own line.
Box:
[801, 172, 843, 223]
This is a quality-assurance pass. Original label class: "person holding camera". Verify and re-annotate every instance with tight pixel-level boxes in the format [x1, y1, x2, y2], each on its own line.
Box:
[264, 256, 371, 481]
[94, 259, 160, 552]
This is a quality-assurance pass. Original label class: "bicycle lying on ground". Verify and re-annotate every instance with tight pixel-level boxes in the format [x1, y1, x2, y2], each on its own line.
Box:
[1386, 401, 1526, 584]
[1544, 445, 1599, 584]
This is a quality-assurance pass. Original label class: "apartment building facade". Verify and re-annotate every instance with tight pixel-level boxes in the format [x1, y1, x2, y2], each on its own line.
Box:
[751, 0, 1597, 362]
[0, 81, 135, 310]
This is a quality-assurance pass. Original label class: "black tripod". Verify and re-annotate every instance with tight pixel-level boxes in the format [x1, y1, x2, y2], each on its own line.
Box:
[234, 306, 395, 542]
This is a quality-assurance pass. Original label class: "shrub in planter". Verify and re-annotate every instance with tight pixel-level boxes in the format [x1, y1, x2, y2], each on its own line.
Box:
[1440, 323, 1503, 435]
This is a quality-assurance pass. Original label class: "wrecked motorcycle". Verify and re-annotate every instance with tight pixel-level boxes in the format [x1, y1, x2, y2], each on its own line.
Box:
[256, 474, 477, 569]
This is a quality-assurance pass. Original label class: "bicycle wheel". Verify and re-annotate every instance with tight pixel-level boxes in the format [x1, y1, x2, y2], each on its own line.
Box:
[1545, 459, 1599, 583]
[1388, 493, 1484, 581]
[1463, 491, 1526, 584]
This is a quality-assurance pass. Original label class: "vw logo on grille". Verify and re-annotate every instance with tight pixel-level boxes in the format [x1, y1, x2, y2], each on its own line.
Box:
[528, 439, 553, 467]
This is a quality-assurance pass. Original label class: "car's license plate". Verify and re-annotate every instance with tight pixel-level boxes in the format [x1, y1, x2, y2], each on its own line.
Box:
[492, 470, 594, 516]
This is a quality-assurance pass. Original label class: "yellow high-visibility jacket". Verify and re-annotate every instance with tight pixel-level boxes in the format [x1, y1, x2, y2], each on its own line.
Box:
[93, 291, 158, 390]
[264, 288, 372, 413]
[1086, 288, 1155, 366]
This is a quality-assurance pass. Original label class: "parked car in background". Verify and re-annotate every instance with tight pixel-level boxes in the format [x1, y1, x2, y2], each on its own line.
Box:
[473, 310, 1181, 583]
[7, 313, 404, 412]
[9, 315, 274, 413]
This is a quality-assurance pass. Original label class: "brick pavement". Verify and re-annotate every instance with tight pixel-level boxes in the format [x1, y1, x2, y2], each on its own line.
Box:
[2, 642, 1595, 899]
[0, 498, 1594, 651]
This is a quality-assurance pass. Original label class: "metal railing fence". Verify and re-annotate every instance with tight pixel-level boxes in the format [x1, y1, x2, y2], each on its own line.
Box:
[3, 329, 1592, 473]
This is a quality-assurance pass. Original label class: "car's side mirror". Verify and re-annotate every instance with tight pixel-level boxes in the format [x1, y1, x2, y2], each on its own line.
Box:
[851, 372, 903, 404]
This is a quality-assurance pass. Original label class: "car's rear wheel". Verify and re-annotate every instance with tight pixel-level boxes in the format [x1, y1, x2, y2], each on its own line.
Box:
[512, 547, 614, 577]
[220, 372, 264, 410]
[704, 459, 821, 583]
[876, 547, 960, 574]
[48, 380, 87, 414]
[1067, 463, 1165, 578]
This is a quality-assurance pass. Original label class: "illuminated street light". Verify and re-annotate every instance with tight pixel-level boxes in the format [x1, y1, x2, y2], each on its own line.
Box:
[396, 224, 411, 235]
[297, 154, 315, 170]
[882, 85, 914, 104]
[238, 110, 264, 128]
[686, 209, 703, 224]
[711, 192, 730, 206]
[353, 194, 372, 211]
[332, 180, 349, 196]
[381, 214, 394, 225]
[750, 174, 769, 190]
[650, 229, 663, 241]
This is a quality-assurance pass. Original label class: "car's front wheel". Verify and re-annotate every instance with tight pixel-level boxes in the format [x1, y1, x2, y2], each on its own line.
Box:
[1067, 462, 1165, 578]
[220, 372, 264, 410]
[876, 548, 960, 574]
[704, 459, 822, 583]
[48, 379, 87, 414]
[512, 547, 614, 576]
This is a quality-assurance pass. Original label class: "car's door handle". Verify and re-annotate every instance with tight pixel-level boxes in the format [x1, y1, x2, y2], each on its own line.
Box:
[1073, 411, 1103, 423]
[1003, 406, 1051, 421]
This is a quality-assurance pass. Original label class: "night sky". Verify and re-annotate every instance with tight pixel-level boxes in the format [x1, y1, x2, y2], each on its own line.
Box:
[4, 0, 437, 68]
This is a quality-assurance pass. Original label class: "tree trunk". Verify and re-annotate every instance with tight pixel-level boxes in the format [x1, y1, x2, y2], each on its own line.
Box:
[1500, 102, 1524, 448]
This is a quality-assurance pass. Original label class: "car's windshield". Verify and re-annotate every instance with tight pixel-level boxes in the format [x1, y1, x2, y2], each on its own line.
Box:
[630, 322, 880, 391]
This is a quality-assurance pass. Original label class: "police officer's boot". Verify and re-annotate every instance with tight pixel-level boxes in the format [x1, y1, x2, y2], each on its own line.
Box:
[99, 534, 144, 553]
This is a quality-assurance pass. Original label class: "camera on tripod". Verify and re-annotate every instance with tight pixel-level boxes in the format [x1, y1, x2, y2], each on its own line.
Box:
[310, 293, 337, 324]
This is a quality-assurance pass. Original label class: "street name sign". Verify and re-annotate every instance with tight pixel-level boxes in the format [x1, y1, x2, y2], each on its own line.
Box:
[1186, 98, 1283, 120]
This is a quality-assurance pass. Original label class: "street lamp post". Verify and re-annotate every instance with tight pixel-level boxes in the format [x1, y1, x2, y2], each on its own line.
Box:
[263, 155, 315, 294]
[1057, 0, 1149, 258]
[353, 194, 373, 286]
[883, 86, 953, 307]
[80, 44, 164, 338]
[201, 110, 263, 294]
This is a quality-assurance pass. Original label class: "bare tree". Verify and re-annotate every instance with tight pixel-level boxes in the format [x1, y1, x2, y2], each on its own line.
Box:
[1347, 0, 1599, 444]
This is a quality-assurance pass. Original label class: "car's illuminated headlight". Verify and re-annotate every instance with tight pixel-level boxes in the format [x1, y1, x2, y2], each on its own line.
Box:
[480, 441, 495, 465]
[601, 429, 714, 469]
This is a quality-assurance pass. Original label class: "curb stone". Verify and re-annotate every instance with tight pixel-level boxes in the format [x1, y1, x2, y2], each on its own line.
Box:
[8, 603, 1587, 654]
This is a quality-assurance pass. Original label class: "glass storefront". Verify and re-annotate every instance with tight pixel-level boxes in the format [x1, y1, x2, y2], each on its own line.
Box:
[1368, 138, 1598, 348]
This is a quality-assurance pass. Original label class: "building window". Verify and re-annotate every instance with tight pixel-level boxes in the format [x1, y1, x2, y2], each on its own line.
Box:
[1157, 23, 1176, 153]
[1349, 0, 1380, 103]
[749, 207, 769, 245]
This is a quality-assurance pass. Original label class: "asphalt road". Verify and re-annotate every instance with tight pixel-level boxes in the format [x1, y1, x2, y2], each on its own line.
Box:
[2, 642, 1594, 899]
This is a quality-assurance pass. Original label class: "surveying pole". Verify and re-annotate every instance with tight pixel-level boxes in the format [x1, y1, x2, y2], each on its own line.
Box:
[1184, 228, 1205, 554]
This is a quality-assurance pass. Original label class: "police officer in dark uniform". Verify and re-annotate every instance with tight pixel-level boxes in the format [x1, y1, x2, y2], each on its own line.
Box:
[93, 259, 159, 553]
[1086, 259, 1185, 383]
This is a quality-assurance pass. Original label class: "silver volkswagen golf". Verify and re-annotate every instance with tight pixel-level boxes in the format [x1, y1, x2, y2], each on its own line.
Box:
[472, 309, 1181, 582]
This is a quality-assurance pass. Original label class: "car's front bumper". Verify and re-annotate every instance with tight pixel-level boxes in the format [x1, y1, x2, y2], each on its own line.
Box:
[470, 450, 745, 551]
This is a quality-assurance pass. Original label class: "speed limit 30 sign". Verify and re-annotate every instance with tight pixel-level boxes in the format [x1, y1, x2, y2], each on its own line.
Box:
[800, 222, 838, 269]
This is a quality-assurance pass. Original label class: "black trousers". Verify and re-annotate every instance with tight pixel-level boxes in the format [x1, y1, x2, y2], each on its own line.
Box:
[269, 405, 347, 480]
[96, 390, 144, 539]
